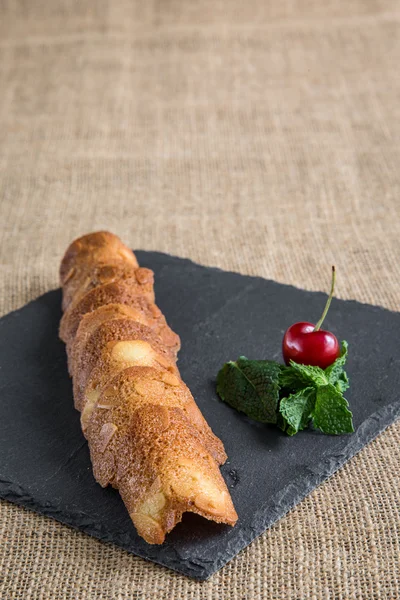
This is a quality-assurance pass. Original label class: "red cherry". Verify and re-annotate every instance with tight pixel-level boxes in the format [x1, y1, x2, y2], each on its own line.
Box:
[282, 266, 340, 369]
[282, 321, 340, 369]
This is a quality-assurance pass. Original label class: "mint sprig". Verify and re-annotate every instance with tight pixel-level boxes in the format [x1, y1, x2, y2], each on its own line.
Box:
[216, 341, 354, 436]
[312, 384, 353, 435]
[279, 387, 315, 436]
[216, 357, 281, 424]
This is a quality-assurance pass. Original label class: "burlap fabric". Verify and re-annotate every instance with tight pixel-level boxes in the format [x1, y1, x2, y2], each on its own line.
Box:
[1, 1, 399, 598]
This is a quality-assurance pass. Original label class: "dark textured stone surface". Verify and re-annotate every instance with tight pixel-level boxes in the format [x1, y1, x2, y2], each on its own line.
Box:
[0, 251, 399, 580]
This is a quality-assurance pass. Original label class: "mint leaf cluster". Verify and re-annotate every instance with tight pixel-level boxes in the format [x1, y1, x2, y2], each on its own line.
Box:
[216, 341, 353, 436]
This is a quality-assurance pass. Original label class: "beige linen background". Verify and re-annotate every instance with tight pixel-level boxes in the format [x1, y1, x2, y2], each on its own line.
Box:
[1, 1, 399, 598]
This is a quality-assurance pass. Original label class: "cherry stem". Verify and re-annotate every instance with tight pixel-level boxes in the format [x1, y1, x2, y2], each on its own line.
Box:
[314, 266, 336, 332]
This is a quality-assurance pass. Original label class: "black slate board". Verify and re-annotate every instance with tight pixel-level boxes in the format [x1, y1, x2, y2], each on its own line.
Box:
[0, 251, 399, 580]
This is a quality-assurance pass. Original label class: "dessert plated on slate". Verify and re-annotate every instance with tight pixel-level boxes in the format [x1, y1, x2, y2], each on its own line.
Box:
[59, 231, 238, 545]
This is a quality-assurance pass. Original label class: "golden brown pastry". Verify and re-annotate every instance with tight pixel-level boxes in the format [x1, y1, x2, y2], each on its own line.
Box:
[60, 231, 139, 311]
[66, 302, 179, 376]
[60, 271, 156, 344]
[59, 232, 237, 544]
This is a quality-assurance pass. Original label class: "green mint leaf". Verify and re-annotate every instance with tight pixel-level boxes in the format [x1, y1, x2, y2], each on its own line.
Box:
[335, 371, 350, 393]
[312, 384, 354, 434]
[279, 387, 316, 436]
[284, 361, 329, 388]
[278, 366, 305, 393]
[326, 340, 349, 386]
[216, 356, 281, 424]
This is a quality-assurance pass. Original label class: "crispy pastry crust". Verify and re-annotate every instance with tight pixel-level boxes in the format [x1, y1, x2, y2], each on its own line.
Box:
[59, 231, 237, 544]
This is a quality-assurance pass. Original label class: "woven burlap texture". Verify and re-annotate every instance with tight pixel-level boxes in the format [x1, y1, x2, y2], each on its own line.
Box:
[1, 1, 399, 598]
